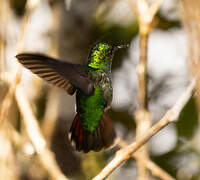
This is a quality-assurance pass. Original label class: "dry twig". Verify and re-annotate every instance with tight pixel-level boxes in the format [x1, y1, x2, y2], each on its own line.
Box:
[0, 0, 41, 127]
[0, 74, 20, 126]
[93, 79, 195, 180]
[181, 0, 200, 112]
[116, 138, 175, 180]
[0, 0, 69, 179]
[126, 0, 163, 179]
[15, 85, 69, 180]
[41, 87, 59, 141]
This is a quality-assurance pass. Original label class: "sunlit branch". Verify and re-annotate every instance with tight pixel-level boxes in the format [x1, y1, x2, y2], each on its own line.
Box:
[116, 138, 175, 180]
[15, 85, 69, 180]
[93, 79, 195, 180]
[127, 0, 164, 179]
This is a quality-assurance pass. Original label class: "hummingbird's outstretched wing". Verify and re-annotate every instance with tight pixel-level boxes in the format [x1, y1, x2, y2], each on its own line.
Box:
[16, 53, 94, 95]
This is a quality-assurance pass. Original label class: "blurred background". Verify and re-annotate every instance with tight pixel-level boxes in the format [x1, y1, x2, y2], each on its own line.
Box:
[0, 0, 200, 179]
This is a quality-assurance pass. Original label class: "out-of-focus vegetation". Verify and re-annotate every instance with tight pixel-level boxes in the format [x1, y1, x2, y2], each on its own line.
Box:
[0, 0, 200, 179]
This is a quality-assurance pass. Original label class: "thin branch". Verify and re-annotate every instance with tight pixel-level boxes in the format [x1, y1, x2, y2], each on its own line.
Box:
[41, 87, 59, 141]
[149, 0, 163, 19]
[128, 0, 163, 179]
[0, 0, 41, 127]
[2, 120, 24, 149]
[10, 1, 69, 179]
[0, 74, 20, 126]
[134, 110, 151, 180]
[15, 85, 69, 180]
[0, 1, 19, 127]
[137, 31, 148, 109]
[17, 0, 41, 52]
[93, 79, 195, 180]
[116, 138, 175, 180]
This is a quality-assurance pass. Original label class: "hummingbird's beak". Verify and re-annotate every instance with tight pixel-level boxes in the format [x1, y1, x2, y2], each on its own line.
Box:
[113, 44, 129, 51]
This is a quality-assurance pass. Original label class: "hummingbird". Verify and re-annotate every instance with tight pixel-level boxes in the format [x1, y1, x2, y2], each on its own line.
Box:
[16, 43, 128, 153]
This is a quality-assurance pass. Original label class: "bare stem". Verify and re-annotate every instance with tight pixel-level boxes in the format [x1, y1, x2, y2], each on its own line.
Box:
[116, 138, 175, 180]
[0, 0, 41, 127]
[132, 0, 163, 179]
[137, 32, 148, 109]
[0, 75, 20, 126]
[93, 79, 195, 180]
[135, 22, 150, 180]
[15, 85, 69, 180]
[41, 87, 59, 141]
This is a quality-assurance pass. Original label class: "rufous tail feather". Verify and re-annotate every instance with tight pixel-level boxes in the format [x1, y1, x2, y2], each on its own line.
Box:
[69, 113, 116, 153]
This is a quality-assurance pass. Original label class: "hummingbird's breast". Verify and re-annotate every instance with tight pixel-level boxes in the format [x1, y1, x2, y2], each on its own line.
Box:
[89, 69, 113, 106]
[75, 69, 113, 132]
[97, 71, 113, 107]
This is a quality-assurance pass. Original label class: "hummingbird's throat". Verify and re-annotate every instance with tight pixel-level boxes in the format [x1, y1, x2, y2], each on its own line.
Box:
[88, 50, 111, 70]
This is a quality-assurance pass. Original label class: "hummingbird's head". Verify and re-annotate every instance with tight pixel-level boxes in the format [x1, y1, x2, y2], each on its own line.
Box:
[88, 43, 128, 70]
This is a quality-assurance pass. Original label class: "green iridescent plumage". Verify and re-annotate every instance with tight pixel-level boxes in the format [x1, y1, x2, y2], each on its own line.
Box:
[76, 43, 114, 132]
[16, 42, 128, 153]
[77, 87, 105, 132]
[88, 43, 112, 70]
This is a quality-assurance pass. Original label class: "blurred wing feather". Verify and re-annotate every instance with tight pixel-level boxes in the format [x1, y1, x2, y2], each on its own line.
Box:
[16, 53, 93, 95]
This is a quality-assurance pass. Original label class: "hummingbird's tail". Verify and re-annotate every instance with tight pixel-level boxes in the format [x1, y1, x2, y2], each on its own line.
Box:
[69, 113, 116, 153]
